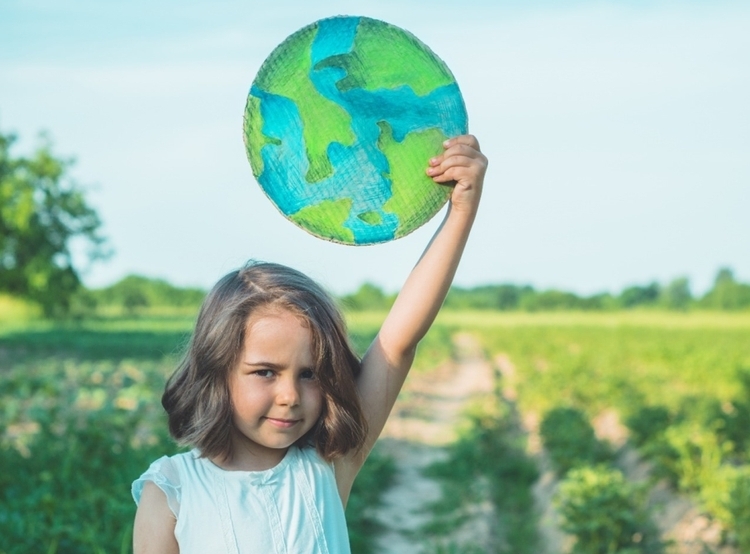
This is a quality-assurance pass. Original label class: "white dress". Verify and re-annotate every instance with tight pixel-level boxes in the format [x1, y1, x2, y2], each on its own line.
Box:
[132, 446, 351, 554]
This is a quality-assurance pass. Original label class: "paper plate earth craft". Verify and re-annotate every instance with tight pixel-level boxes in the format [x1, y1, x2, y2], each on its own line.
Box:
[243, 15, 468, 245]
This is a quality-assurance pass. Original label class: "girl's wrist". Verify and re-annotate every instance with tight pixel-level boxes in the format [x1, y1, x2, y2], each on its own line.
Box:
[448, 192, 482, 219]
[444, 202, 479, 232]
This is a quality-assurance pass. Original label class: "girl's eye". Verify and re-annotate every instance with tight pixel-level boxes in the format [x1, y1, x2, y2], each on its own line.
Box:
[300, 369, 317, 381]
[252, 369, 275, 378]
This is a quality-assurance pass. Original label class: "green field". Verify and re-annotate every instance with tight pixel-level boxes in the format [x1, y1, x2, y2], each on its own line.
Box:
[1, 309, 750, 552]
[455, 310, 750, 552]
[444, 310, 750, 414]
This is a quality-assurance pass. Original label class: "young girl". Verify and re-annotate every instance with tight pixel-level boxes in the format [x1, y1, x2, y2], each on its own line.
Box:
[132, 135, 487, 553]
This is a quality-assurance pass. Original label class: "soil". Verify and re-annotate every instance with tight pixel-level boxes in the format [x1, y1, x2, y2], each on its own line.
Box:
[372, 332, 497, 554]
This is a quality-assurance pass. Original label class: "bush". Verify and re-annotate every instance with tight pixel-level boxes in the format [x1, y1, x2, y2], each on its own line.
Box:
[540, 407, 610, 475]
[425, 408, 540, 554]
[625, 406, 673, 448]
[346, 447, 396, 554]
[650, 423, 732, 511]
[0, 405, 173, 554]
[728, 466, 750, 551]
[557, 465, 663, 554]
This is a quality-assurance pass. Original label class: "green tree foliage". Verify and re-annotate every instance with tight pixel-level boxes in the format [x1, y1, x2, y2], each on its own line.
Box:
[701, 267, 750, 310]
[340, 282, 394, 311]
[92, 275, 206, 313]
[619, 282, 660, 308]
[520, 289, 580, 311]
[0, 129, 107, 316]
[342, 271, 750, 313]
[445, 285, 614, 311]
[444, 284, 534, 310]
[520, 290, 614, 311]
[660, 277, 692, 311]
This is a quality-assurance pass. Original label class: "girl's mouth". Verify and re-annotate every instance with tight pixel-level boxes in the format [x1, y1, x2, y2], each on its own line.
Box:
[265, 417, 300, 429]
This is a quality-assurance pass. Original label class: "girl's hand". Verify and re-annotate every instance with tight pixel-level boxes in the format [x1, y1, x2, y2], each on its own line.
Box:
[426, 134, 488, 215]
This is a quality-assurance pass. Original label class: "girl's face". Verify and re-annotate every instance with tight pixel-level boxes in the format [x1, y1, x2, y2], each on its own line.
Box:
[225, 307, 324, 470]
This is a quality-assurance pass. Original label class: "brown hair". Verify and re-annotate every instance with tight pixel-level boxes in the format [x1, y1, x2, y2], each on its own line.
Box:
[162, 261, 367, 462]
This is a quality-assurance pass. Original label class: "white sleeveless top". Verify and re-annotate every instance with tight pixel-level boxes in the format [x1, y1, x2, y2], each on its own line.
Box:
[132, 446, 351, 554]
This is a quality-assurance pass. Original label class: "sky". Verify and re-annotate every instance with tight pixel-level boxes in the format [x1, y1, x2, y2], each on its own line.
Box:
[1, 0, 748, 296]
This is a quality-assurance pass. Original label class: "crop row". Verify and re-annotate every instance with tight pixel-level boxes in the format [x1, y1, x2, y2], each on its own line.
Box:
[471, 315, 750, 552]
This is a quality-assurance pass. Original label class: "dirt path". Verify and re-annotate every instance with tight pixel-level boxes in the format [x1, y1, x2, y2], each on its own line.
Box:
[372, 332, 497, 554]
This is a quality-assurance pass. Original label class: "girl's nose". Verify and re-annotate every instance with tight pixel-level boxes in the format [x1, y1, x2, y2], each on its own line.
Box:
[275, 377, 300, 407]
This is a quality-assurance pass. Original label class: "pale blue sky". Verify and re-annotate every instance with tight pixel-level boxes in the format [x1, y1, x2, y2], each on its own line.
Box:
[2, 0, 748, 296]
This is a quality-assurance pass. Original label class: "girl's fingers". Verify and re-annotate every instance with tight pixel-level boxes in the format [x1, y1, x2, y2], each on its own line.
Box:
[444, 134, 480, 151]
[430, 170, 456, 183]
[426, 154, 474, 177]
[428, 138, 482, 168]
[434, 143, 481, 162]
[431, 166, 470, 183]
[426, 135, 486, 181]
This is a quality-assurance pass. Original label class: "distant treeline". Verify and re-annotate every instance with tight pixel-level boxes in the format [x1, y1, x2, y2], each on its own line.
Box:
[341, 267, 750, 312]
[76, 275, 206, 314]
[77, 267, 750, 314]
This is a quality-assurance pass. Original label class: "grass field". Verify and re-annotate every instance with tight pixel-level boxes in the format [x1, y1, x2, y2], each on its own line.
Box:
[452, 310, 750, 415]
[455, 310, 750, 552]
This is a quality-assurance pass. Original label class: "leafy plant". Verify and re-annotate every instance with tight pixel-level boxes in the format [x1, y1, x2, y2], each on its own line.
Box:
[0, 403, 174, 553]
[346, 447, 396, 554]
[425, 407, 539, 554]
[540, 407, 610, 475]
[728, 466, 750, 551]
[625, 405, 673, 448]
[557, 465, 663, 554]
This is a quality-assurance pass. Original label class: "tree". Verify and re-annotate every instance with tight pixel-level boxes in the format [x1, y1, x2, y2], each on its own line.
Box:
[91, 274, 206, 313]
[0, 128, 108, 316]
[661, 277, 692, 311]
[701, 267, 750, 310]
[619, 282, 660, 308]
[340, 283, 393, 311]
[520, 289, 583, 311]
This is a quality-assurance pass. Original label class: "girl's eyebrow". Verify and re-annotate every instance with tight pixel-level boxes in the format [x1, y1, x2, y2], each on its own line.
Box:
[242, 360, 317, 373]
[243, 361, 285, 368]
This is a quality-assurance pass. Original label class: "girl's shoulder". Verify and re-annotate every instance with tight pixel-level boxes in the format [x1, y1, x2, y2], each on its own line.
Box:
[296, 444, 335, 471]
[131, 450, 201, 517]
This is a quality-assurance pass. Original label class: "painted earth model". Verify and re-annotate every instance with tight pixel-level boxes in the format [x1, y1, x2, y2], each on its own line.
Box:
[243, 15, 468, 245]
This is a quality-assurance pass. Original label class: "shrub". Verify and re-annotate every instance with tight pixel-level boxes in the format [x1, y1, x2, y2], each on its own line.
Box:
[346, 447, 396, 554]
[425, 409, 540, 554]
[662, 424, 731, 494]
[540, 407, 610, 475]
[0, 405, 173, 554]
[557, 465, 663, 554]
[625, 406, 672, 448]
[728, 466, 750, 551]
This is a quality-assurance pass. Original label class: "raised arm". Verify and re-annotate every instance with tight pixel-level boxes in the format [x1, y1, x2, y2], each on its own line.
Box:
[335, 135, 487, 499]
